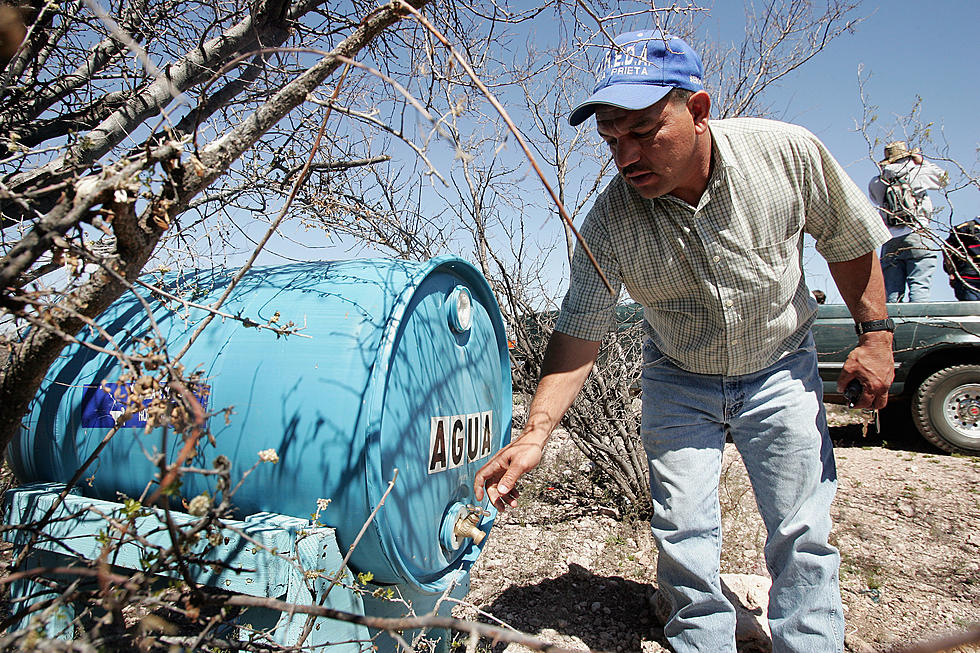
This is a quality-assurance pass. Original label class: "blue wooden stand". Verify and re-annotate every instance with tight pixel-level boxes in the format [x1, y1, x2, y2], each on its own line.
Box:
[3, 482, 374, 649]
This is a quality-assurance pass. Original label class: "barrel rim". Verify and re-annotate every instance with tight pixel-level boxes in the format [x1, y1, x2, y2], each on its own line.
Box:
[359, 255, 512, 591]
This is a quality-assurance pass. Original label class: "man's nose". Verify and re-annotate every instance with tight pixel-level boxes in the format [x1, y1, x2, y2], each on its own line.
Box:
[613, 137, 640, 168]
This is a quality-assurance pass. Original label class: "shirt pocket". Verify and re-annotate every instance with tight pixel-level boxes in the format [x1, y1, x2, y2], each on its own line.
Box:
[750, 228, 801, 267]
[748, 228, 803, 307]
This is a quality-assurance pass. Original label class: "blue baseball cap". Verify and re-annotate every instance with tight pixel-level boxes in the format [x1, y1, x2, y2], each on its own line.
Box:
[569, 30, 705, 126]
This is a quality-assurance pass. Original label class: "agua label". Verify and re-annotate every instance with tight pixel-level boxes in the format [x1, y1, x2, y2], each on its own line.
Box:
[428, 411, 493, 474]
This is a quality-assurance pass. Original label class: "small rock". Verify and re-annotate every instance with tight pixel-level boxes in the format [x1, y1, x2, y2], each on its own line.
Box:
[501, 644, 525, 653]
[567, 553, 590, 567]
[845, 633, 876, 653]
[648, 589, 671, 624]
[720, 573, 773, 648]
[590, 601, 602, 612]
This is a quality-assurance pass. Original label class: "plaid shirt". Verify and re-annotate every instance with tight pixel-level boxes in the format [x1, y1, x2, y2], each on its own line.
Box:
[555, 117, 890, 375]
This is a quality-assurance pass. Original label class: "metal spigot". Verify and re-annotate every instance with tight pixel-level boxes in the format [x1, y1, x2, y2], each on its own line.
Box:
[453, 505, 488, 545]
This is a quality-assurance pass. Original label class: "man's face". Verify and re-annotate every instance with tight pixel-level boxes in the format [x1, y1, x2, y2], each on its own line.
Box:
[595, 93, 706, 202]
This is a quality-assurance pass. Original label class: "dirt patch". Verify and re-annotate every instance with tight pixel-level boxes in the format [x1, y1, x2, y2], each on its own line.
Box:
[456, 404, 980, 652]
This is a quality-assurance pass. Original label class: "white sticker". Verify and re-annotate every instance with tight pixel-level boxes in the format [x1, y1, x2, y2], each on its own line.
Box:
[428, 411, 493, 474]
[479, 410, 493, 459]
[429, 416, 449, 474]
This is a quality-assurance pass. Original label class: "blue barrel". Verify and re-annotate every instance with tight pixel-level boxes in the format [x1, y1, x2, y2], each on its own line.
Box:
[9, 257, 512, 593]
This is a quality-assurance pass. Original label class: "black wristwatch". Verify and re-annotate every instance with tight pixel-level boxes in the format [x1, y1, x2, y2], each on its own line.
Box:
[854, 318, 895, 335]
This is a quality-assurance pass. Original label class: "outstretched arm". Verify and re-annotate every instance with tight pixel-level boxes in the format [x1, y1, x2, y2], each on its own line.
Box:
[473, 331, 600, 510]
[828, 251, 895, 409]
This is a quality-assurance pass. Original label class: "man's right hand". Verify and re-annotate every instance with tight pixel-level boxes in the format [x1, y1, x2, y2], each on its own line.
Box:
[473, 331, 601, 511]
[472, 435, 545, 511]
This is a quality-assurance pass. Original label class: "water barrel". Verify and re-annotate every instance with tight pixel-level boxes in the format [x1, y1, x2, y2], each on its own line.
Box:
[9, 257, 512, 593]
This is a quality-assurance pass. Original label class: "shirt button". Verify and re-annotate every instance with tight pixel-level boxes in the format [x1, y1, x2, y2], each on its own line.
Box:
[731, 340, 739, 346]
[712, 255, 720, 263]
[725, 299, 734, 307]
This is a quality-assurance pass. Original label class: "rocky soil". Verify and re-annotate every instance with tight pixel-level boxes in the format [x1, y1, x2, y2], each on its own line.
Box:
[456, 404, 980, 653]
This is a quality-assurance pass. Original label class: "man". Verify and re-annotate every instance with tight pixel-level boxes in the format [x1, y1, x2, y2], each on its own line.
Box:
[474, 30, 895, 653]
[943, 217, 980, 301]
[868, 141, 948, 302]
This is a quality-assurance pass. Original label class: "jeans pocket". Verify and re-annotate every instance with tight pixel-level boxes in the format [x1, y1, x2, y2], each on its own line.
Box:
[641, 338, 670, 370]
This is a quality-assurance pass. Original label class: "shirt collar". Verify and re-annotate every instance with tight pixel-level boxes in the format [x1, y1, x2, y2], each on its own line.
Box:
[655, 125, 738, 210]
[708, 123, 745, 183]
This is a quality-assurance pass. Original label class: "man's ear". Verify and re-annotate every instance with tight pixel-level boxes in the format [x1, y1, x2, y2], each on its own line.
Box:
[688, 91, 711, 133]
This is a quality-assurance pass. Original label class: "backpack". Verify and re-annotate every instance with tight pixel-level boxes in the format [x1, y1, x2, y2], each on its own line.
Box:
[881, 174, 919, 227]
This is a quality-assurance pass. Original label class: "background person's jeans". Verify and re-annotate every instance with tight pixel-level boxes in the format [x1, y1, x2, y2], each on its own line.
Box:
[880, 232, 938, 302]
[640, 334, 843, 653]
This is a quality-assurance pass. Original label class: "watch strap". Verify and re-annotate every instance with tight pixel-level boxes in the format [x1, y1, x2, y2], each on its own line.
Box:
[855, 318, 895, 335]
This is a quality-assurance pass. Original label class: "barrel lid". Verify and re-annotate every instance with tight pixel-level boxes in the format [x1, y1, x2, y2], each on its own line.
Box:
[360, 256, 511, 591]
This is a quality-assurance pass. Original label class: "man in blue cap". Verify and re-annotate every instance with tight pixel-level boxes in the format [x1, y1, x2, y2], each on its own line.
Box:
[476, 30, 895, 652]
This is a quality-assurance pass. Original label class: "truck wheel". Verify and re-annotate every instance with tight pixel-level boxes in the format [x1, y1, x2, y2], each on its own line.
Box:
[912, 365, 980, 455]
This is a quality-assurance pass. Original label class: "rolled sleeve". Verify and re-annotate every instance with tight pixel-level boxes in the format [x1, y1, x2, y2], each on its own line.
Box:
[804, 136, 891, 263]
[917, 160, 947, 191]
[554, 206, 623, 341]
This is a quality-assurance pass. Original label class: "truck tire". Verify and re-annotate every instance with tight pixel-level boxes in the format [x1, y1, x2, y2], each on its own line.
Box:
[912, 365, 980, 455]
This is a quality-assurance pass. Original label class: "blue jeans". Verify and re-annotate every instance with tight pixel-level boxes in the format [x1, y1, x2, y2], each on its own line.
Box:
[880, 232, 938, 302]
[641, 334, 843, 653]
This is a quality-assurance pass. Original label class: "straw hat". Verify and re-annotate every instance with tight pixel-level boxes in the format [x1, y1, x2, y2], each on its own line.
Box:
[880, 140, 919, 165]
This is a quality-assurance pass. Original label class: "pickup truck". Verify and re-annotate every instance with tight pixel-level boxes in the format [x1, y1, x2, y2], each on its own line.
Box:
[813, 301, 980, 455]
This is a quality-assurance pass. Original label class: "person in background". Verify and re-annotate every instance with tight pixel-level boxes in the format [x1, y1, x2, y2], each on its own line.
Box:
[475, 29, 894, 653]
[943, 217, 980, 301]
[868, 141, 948, 302]
[812, 289, 827, 304]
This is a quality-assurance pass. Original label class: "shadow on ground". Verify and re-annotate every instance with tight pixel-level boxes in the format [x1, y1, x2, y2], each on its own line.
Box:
[479, 563, 666, 652]
[827, 400, 945, 453]
[478, 564, 775, 653]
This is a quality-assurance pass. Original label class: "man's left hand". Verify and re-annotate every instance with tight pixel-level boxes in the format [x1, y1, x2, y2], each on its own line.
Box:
[837, 331, 894, 409]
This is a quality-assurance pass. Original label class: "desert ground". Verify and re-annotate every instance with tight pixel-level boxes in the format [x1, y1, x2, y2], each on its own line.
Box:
[456, 403, 980, 653]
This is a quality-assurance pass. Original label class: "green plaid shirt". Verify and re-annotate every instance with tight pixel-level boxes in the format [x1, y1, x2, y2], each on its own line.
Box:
[555, 117, 890, 375]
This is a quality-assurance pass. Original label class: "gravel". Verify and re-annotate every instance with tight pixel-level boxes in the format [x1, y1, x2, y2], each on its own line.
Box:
[456, 405, 980, 652]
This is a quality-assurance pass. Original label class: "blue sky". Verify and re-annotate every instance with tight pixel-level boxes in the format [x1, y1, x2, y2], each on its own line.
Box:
[253, 1, 979, 304]
[704, 0, 980, 302]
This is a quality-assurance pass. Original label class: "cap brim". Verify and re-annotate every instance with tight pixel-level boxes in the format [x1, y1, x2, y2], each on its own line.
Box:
[880, 154, 909, 165]
[568, 84, 673, 126]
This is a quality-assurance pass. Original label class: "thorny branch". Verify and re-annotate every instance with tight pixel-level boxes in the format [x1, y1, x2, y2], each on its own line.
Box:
[2, 2, 972, 651]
